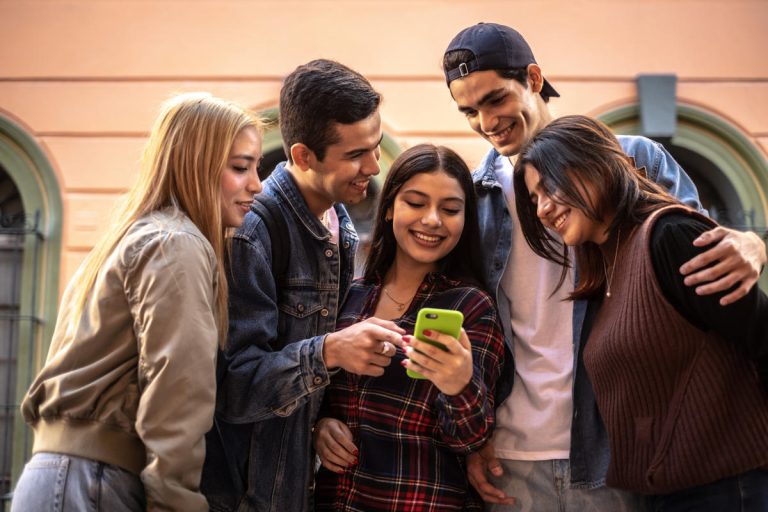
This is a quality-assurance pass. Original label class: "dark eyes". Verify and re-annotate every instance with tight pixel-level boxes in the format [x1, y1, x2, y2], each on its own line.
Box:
[489, 95, 505, 105]
[233, 166, 249, 173]
[347, 148, 380, 160]
[463, 97, 504, 118]
[404, 201, 461, 215]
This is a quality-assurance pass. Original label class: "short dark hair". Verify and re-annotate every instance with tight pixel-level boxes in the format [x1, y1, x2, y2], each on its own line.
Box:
[279, 59, 381, 162]
[442, 49, 550, 103]
[364, 144, 485, 287]
[512, 115, 678, 298]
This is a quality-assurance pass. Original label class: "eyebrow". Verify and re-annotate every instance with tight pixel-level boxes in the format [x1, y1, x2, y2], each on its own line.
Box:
[343, 134, 385, 158]
[526, 174, 543, 201]
[457, 88, 506, 114]
[401, 189, 465, 203]
[230, 154, 258, 162]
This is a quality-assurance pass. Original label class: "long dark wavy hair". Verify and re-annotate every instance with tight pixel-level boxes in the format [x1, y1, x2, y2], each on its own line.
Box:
[512, 115, 680, 299]
[364, 143, 485, 288]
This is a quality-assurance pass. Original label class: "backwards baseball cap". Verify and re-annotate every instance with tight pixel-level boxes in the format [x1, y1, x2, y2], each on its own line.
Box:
[443, 22, 559, 98]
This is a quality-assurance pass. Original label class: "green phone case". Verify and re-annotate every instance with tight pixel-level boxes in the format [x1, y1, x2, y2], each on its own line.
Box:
[407, 307, 464, 379]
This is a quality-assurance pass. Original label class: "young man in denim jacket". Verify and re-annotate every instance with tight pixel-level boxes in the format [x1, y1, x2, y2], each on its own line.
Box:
[201, 59, 405, 511]
[441, 23, 768, 511]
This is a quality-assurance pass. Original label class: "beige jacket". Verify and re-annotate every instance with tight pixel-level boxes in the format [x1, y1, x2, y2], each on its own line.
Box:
[22, 208, 219, 511]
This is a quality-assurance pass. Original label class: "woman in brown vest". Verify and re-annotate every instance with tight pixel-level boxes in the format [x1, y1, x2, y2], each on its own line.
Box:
[511, 114, 768, 511]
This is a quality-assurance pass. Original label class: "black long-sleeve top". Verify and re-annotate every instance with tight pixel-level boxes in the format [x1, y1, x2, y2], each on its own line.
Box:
[650, 213, 768, 388]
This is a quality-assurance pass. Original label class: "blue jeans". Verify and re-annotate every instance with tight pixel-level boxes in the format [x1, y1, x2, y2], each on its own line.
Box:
[487, 459, 646, 512]
[647, 469, 768, 511]
[11, 452, 145, 512]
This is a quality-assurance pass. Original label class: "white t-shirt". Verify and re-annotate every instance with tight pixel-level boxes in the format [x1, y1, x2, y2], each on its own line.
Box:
[492, 156, 575, 461]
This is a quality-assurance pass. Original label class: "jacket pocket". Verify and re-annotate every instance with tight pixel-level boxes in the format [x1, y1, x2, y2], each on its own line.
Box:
[272, 400, 299, 417]
[276, 287, 323, 344]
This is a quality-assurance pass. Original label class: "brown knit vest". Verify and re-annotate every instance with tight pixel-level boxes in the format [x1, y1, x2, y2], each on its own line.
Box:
[584, 205, 768, 495]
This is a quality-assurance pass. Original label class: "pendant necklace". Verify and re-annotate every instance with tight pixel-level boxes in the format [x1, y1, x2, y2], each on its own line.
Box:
[382, 287, 408, 311]
[602, 228, 622, 298]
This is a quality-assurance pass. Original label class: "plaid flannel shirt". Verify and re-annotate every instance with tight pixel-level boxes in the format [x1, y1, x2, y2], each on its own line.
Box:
[314, 272, 505, 511]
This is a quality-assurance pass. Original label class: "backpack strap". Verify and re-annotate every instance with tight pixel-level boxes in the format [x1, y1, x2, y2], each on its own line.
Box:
[250, 194, 290, 281]
[211, 196, 289, 504]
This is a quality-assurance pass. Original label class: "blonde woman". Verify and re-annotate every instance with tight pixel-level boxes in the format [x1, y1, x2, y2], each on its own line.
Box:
[11, 93, 263, 511]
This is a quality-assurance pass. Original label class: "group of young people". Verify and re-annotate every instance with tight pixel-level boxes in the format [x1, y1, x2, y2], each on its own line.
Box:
[11, 22, 768, 512]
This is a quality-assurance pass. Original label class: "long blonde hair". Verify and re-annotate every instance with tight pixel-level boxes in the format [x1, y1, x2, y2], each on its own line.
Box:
[69, 92, 263, 346]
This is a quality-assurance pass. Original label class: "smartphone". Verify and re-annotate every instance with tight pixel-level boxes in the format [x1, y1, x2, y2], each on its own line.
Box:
[406, 307, 464, 379]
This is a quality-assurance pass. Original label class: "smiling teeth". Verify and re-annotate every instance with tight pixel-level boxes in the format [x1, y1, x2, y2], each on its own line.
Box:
[488, 125, 513, 141]
[554, 213, 567, 229]
[414, 232, 441, 243]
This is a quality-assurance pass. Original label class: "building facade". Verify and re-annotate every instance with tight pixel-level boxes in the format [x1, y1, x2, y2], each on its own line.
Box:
[1, 0, 767, 499]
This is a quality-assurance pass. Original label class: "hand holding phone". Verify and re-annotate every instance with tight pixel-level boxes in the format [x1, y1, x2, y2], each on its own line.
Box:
[406, 308, 464, 379]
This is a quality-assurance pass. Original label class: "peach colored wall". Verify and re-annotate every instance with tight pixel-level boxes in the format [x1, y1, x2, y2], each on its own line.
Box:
[1, 0, 767, 292]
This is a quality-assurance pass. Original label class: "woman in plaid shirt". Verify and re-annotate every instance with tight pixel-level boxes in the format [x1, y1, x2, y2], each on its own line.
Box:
[313, 144, 507, 511]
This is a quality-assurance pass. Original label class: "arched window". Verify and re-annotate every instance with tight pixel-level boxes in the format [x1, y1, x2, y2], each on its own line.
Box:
[0, 115, 62, 498]
[600, 103, 768, 290]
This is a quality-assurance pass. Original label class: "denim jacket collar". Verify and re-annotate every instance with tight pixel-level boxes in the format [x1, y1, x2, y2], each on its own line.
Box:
[268, 162, 356, 243]
[473, 147, 505, 190]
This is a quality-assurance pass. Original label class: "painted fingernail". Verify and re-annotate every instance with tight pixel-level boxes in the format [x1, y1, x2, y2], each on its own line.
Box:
[400, 359, 408, 366]
[423, 329, 433, 337]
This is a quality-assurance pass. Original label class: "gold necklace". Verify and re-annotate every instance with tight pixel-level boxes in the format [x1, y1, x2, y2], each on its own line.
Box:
[602, 228, 621, 298]
[382, 287, 408, 311]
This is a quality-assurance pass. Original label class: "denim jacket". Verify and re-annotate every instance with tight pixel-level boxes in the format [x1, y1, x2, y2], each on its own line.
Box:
[201, 163, 358, 511]
[473, 135, 703, 489]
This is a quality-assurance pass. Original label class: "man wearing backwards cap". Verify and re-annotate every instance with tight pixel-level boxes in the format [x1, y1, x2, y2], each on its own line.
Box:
[441, 22, 767, 511]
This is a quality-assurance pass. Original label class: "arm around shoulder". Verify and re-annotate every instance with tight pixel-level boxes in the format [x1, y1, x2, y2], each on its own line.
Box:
[679, 226, 767, 304]
[622, 136, 766, 302]
[651, 215, 768, 372]
[619, 135, 703, 211]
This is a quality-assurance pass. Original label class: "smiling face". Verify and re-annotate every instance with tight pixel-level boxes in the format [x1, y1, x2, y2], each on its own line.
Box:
[523, 163, 610, 246]
[301, 111, 382, 216]
[387, 169, 466, 273]
[220, 126, 263, 228]
[449, 68, 549, 157]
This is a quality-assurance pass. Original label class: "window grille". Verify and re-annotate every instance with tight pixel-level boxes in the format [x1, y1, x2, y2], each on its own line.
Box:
[0, 169, 42, 505]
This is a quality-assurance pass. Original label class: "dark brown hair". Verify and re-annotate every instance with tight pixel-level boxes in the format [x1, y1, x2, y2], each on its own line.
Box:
[280, 59, 381, 162]
[513, 115, 679, 299]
